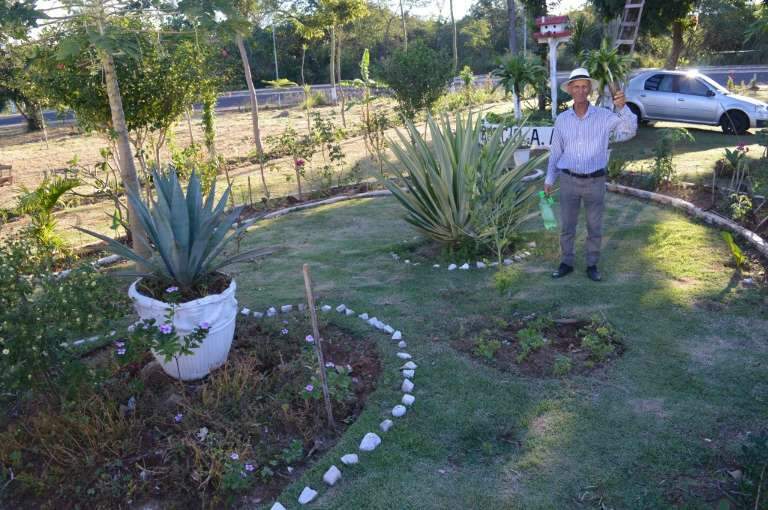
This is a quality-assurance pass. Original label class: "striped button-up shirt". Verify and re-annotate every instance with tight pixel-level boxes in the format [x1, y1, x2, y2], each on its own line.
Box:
[545, 104, 637, 186]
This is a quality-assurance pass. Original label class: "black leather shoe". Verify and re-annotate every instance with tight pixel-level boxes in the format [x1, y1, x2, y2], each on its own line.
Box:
[551, 263, 574, 279]
[586, 265, 602, 282]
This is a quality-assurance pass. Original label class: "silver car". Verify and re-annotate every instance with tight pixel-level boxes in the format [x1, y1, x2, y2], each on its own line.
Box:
[625, 70, 768, 135]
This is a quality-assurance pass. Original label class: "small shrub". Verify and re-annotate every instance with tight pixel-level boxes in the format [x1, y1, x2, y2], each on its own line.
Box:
[649, 128, 694, 190]
[473, 336, 502, 360]
[552, 355, 573, 376]
[735, 429, 768, 508]
[730, 193, 753, 222]
[578, 319, 617, 361]
[516, 327, 546, 362]
[607, 158, 627, 182]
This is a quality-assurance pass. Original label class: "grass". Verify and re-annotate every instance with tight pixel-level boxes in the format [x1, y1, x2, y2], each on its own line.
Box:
[223, 194, 767, 509]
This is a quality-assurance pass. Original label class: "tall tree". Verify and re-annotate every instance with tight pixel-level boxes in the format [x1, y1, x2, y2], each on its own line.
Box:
[507, 0, 517, 53]
[589, 0, 698, 69]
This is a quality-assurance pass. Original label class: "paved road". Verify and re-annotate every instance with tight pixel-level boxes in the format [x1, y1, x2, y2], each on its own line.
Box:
[1, 64, 766, 129]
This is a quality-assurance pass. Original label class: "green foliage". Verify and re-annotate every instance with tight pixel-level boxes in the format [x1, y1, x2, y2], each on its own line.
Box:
[580, 38, 635, 107]
[722, 231, 747, 270]
[492, 53, 546, 119]
[307, 366, 353, 404]
[382, 112, 545, 245]
[493, 265, 522, 295]
[382, 41, 452, 120]
[649, 128, 694, 190]
[0, 234, 129, 398]
[459, 65, 474, 88]
[578, 319, 617, 362]
[434, 87, 496, 112]
[169, 143, 221, 193]
[76, 169, 271, 292]
[15, 176, 80, 256]
[267, 126, 316, 199]
[516, 327, 546, 362]
[723, 144, 750, 171]
[311, 112, 346, 189]
[607, 158, 627, 182]
[736, 429, 768, 508]
[730, 193, 752, 222]
[552, 355, 573, 376]
[264, 78, 298, 88]
[473, 335, 501, 361]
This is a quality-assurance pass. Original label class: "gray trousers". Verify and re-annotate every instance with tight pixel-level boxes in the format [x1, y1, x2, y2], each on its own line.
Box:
[559, 173, 606, 267]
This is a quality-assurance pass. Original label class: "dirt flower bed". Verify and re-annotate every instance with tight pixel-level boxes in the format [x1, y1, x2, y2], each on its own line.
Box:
[0, 313, 381, 509]
[453, 313, 625, 378]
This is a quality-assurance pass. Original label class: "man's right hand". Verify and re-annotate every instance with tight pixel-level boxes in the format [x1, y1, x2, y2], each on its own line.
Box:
[544, 184, 553, 196]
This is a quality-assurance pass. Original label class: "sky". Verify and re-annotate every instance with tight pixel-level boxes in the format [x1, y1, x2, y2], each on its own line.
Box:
[412, 0, 588, 20]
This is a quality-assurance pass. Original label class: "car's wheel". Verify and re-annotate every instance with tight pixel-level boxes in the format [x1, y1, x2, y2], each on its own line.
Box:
[627, 103, 643, 127]
[720, 110, 749, 135]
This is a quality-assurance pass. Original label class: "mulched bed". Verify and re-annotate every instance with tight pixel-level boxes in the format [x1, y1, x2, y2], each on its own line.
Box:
[453, 313, 625, 378]
[0, 313, 381, 509]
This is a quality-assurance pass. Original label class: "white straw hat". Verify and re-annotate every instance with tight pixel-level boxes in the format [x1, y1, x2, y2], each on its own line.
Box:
[560, 67, 600, 93]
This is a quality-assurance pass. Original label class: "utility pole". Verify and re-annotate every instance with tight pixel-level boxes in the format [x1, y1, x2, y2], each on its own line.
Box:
[272, 24, 279, 80]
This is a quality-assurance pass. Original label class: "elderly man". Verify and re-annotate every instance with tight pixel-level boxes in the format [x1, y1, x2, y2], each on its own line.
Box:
[544, 68, 637, 282]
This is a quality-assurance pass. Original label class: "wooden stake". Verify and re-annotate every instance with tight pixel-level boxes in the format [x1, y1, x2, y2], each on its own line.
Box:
[248, 176, 253, 207]
[302, 264, 336, 432]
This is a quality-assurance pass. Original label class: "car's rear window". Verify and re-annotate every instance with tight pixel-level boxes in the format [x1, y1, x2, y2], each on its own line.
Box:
[645, 74, 676, 92]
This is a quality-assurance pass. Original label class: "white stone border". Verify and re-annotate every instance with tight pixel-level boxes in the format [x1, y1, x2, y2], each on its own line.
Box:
[238, 301, 417, 509]
[607, 183, 768, 260]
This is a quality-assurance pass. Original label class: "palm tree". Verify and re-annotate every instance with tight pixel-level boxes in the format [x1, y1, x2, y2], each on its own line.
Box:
[16, 176, 80, 253]
[492, 53, 546, 120]
[580, 38, 634, 108]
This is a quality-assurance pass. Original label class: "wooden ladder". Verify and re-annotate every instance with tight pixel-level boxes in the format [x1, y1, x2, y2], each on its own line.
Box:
[614, 1, 645, 54]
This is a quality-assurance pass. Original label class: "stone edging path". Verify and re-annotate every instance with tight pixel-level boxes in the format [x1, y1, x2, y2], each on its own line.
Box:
[236, 302, 415, 509]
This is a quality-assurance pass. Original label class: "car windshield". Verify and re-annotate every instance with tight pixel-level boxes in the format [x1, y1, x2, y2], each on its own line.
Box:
[697, 74, 729, 94]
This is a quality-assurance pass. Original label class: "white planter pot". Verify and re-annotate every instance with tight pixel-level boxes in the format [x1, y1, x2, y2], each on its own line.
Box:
[128, 278, 238, 381]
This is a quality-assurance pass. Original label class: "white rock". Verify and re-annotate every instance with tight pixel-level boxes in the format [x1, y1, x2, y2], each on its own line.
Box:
[459, 263, 470, 270]
[336, 304, 347, 313]
[374, 321, 387, 331]
[321, 305, 332, 312]
[359, 432, 382, 452]
[528, 241, 537, 248]
[368, 317, 378, 326]
[359, 313, 369, 320]
[270, 503, 287, 510]
[401, 361, 418, 370]
[341, 453, 358, 465]
[402, 394, 416, 406]
[253, 311, 264, 319]
[513, 254, 522, 261]
[433, 264, 440, 268]
[397, 352, 412, 360]
[742, 278, 755, 286]
[323, 465, 342, 486]
[73, 339, 85, 346]
[392, 331, 402, 341]
[448, 264, 457, 271]
[298, 303, 306, 312]
[503, 258, 513, 266]
[402, 379, 414, 392]
[402, 369, 415, 378]
[384, 325, 395, 334]
[490, 262, 499, 267]
[398, 341, 407, 349]
[392, 405, 407, 417]
[404, 259, 411, 264]
[522, 250, 531, 256]
[86, 336, 99, 343]
[380, 419, 394, 432]
[280, 304, 293, 313]
[477, 261, 487, 269]
[240, 307, 251, 315]
[298, 486, 318, 505]
[267, 307, 278, 317]
[345, 308, 355, 316]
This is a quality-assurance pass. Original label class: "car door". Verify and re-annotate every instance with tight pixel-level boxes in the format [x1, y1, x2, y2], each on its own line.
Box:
[676, 77, 720, 123]
[638, 74, 679, 120]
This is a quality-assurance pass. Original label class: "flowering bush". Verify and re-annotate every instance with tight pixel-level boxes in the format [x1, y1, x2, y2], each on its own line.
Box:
[0, 234, 129, 397]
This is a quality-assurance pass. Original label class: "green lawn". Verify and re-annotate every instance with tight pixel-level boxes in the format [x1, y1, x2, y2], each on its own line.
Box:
[230, 195, 767, 509]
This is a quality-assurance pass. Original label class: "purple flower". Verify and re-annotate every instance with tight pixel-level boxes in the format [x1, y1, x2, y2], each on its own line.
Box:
[174, 413, 183, 423]
[230, 452, 239, 461]
[199, 321, 210, 330]
[115, 341, 126, 348]
[280, 328, 289, 335]
[305, 384, 314, 392]
[166, 286, 179, 293]
[116, 348, 126, 356]
[159, 324, 173, 335]
[305, 335, 314, 344]
[245, 463, 255, 472]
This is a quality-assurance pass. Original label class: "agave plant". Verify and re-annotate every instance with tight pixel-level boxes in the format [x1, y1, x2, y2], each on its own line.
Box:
[492, 53, 546, 120]
[382, 112, 547, 247]
[580, 38, 634, 107]
[77, 168, 270, 291]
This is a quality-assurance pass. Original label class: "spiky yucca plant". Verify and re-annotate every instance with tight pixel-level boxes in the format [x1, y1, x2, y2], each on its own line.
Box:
[580, 38, 634, 107]
[77, 168, 270, 292]
[382, 112, 547, 245]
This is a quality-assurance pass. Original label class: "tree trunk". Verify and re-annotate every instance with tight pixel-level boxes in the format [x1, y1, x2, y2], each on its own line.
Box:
[399, 0, 408, 51]
[236, 34, 264, 156]
[665, 20, 685, 70]
[329, 26, 338, 104]
[99, 50, 150, 263]
[14, 100, 42, 131]
[514, 87, 522, 120]
[449, 0, 458, 74]
[507, 0, 517, 54]
[300, 45, 306, 86]
[337, 26, 347, 128]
